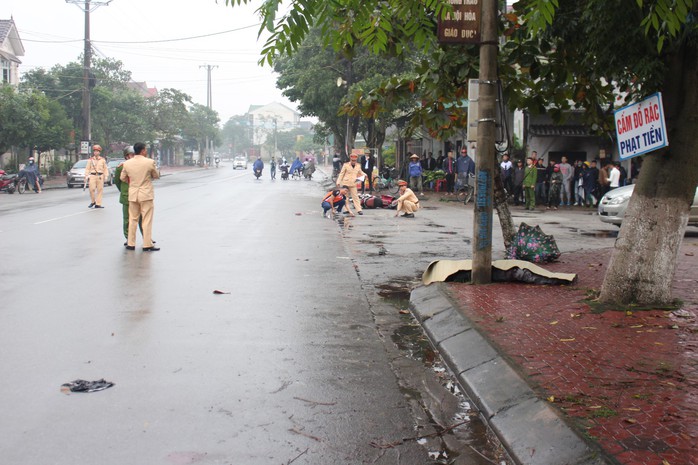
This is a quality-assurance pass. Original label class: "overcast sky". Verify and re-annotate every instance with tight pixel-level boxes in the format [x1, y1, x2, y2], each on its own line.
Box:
[3, 0, 298, 124]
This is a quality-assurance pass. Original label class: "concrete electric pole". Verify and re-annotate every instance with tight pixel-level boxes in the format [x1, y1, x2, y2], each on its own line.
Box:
[66, 0, 111, 155]
[200, 64, 218, 166]
[472, 0, 498, 284]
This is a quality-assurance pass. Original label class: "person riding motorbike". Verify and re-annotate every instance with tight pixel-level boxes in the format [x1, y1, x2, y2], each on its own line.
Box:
[302, 157, 316, 179]
[253, 156, 264, 179]
[19, 157, 43, 193]
[289, 157, 303, 179]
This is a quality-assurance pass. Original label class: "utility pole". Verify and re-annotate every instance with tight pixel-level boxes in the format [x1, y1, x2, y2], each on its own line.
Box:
[200, 64, 218, 166]
[66, 0, 111, 156]
[472, 0, 498, 284]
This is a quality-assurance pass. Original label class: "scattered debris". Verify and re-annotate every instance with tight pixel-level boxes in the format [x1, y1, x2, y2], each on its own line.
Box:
[61, 379, 114, 393]
[212, 290, 230, 294]
[378, 246, 388, 255]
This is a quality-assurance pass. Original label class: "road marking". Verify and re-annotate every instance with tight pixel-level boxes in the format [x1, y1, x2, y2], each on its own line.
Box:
[34, 210, 91, 224]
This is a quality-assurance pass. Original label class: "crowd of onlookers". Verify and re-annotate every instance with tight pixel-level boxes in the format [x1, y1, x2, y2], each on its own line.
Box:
[401, 148, 639, 210]
[500, 152, 640, 209]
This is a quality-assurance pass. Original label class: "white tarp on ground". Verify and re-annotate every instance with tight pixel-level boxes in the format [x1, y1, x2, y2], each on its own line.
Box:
[422, 259, 577, 286]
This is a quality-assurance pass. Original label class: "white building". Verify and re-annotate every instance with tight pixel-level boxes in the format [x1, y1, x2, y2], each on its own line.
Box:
[248, 102, 300, 146]
[0, 18, 24, 86]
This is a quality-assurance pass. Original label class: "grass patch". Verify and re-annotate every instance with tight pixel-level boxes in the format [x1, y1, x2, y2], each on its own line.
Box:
[582, 289, 683, 314]
[588, 406, 618, 418]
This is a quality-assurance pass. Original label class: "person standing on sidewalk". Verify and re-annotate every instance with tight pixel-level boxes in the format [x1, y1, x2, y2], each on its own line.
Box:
[523, 157, 537, 210]
[336, 152, 364, 215]
[85, 144, 108, 208]
[442, 150, 456, 195]
[547, 164, 563, 209]
[360, 151, 376, 193]
[120, 142, 160, 251]
[499, 153, 514, 195]
[583, 160, 599, 207]
[534, 158, 548, 205]
[512, 159, 525, 206]
[408, 153, 424, 196]
[558, 156, 574, 206]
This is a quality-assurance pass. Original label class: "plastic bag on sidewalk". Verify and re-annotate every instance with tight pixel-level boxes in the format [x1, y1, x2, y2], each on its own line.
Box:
[505, 222, 561, 263]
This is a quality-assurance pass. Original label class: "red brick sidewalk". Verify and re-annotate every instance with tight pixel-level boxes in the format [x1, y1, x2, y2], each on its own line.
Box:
[447, 244, 698, 465]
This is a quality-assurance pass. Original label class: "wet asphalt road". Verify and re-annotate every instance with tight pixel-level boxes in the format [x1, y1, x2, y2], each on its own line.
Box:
[0, 165, 633, 465]
[0, 167, 434, 464]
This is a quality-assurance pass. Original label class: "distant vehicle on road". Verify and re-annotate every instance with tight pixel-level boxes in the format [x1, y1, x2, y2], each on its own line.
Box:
[598, 184, 698, 226]
[233, 156, 248, 170]
[107, 159, 124, 184]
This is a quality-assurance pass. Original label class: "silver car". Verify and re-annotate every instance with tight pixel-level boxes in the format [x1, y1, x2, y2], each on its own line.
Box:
[67, 159, 115, 188]
[598, 184, 698, 226]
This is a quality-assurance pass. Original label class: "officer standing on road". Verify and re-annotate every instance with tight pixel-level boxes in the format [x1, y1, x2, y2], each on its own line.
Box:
[85, 144, 108, 208]
[120, 142, 160, 252]
[336, 152, 364, 215]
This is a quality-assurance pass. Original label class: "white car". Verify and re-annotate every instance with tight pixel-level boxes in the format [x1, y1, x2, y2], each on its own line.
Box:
[233, 157, 248, 169]
[598, 184, 698, 226]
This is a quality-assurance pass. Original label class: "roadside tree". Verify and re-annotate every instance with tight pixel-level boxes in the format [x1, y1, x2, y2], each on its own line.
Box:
[227, 0, 697, 305]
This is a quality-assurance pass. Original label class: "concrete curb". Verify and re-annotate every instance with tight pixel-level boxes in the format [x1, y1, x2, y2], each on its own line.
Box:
[410, 284, 611, 465]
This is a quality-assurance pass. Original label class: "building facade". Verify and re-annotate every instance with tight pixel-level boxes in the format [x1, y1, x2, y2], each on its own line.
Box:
[0, 18, 24, 86]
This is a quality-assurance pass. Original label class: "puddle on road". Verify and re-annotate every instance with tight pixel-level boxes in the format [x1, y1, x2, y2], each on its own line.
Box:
[568, 228, 618, 238]
[376, 278, 512, 465]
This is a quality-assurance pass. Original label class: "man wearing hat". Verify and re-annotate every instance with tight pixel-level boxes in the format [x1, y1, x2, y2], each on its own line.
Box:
[85, 144, 108, 208]
[394, 180, 420, 218]
[408, 153, 424, 196]
[336, 151, 365, 215]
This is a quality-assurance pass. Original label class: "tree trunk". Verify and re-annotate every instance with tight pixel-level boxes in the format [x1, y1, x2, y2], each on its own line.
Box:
[599, 38, 698, 305]
[493, 163, 517, 250]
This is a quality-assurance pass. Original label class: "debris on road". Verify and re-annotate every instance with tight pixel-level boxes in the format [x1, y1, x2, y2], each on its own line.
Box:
[61, 379, 114, 393]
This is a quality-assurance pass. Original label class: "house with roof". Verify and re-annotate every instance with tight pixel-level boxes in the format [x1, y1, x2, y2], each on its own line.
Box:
[0, 18, 24, 86]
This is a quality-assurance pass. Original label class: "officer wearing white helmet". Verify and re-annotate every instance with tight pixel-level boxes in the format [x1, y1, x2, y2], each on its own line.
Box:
[85, 144, 108, 208]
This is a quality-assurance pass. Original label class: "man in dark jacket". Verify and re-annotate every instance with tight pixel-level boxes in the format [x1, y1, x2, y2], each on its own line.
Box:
[512, 160, 525, 205]
[535, 158, 548, 205]
[583, 160, 600, 207]
[360, 151, 376, 193]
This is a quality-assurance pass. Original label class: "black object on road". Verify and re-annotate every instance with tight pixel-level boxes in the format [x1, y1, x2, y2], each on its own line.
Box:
[61, 379, 114, 393]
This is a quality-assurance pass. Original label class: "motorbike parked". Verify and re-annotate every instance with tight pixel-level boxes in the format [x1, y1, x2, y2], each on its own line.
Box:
[0, 170, 18, 194]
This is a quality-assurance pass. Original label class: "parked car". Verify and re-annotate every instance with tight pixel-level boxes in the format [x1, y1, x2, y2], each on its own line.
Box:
[67, 160, 87, 188]
[598, 184, 698, 226]
[233, 156, 248, 170]
[107, 159, 124, 185]
[67, 159, 115, 188]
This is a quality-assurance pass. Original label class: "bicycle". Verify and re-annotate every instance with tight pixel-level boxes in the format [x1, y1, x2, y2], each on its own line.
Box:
[455, 174, 476, 205]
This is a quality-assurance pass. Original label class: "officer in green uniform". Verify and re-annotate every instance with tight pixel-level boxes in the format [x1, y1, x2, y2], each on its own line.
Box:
[114, 146, 142, 244]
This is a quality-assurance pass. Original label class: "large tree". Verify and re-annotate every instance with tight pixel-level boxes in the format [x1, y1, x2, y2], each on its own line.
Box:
[503, 0, 698, 305]
[228, 0, 698, 305]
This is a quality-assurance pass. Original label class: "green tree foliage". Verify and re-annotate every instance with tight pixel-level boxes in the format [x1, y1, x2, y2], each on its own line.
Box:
[186, 103, 221, 154]
[221, 115, 254, 156]
[0, 85, 70, 157]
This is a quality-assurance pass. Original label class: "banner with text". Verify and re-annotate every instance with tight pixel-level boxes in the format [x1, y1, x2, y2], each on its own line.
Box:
[614, 92, 669, 160]
[438, 0, 481, 44]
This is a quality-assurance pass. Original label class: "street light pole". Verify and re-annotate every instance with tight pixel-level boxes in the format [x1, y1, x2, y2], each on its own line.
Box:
[200, 64, 218, 166]
[472, 0, 498, 284]
[66, 0, 111, 154]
